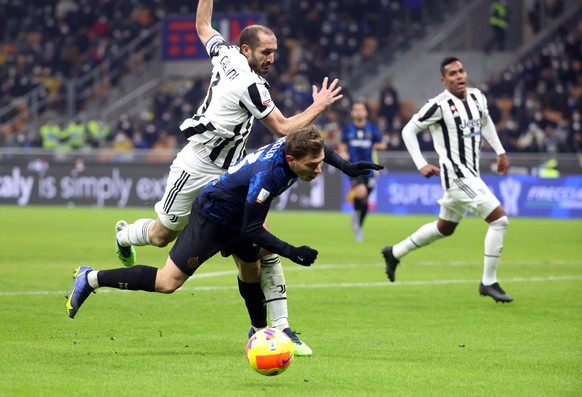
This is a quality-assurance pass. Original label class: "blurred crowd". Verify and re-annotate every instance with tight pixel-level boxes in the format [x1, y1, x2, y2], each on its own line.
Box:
[484, 19, 582, 154]
[0, 0, 160, 146]
[0, 0, 580, 156]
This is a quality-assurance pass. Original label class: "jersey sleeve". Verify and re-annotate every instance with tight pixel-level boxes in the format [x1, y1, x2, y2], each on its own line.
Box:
[341, 125, 350, 143]
[241, 202, 294, 256]
[477, 90, 505, 155]
[240, 166, 295, 255]
[481, 114, 505, 155]
[411, 99, 443, 130]
[240, 81, 276, 120]
[479, 90, 490, 119]
[372, 123, 382, 143]
[205, 34, 229, 58]
[402, 119, 428, 170]
[401, 101, 441, 170]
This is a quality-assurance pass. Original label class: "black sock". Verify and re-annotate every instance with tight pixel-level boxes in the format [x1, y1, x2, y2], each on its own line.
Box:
[354, 198, 362, 212]
[238, 278, 267, 329]
[360, 202, 369, 226]
[354, 199, 362, 223]
[97, 265, 157, 292]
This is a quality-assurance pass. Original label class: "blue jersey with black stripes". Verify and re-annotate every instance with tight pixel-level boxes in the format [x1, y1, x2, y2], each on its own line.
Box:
[197, 137, 296, 227]
[341, 120, 382, 176]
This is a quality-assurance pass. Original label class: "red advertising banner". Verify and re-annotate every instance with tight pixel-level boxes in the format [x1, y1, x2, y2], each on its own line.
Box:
[162, 13, 264, 61]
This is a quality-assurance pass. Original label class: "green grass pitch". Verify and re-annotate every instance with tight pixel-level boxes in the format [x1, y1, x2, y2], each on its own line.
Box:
[1, 205, 581, 396]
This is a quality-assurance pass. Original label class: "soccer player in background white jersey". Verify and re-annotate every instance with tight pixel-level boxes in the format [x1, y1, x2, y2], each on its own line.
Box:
[113, 0, 344, 355]
[381, 57, 513, 303]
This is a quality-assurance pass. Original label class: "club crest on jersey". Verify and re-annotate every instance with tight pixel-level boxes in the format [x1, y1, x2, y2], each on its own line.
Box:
[260, 89, 272, 105]
[256, 188, 271, 203]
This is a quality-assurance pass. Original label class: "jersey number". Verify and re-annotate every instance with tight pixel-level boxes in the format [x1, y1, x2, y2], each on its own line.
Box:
[227, 149, 264, 174]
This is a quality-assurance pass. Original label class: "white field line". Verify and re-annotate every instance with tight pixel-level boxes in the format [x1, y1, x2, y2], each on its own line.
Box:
[193, 258, 582, 277]
[178, 275, 582, 292]
[1, 259, 581, 297]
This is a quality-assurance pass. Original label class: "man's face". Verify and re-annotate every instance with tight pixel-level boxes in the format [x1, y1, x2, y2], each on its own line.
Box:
[351, 103, 368, 124]
[244, 32, 277, 76]
[287, 150, 325, 182]
[441, 61, 468, 99]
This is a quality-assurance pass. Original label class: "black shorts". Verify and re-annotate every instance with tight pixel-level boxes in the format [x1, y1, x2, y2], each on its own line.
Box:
[351, 175, 375, 193]
[169, 203, 261, 276]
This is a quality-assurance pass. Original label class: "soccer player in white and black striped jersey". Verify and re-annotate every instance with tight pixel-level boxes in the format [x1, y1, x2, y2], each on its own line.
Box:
[112, 0, 345, 355]
[381, 57, 513, 303]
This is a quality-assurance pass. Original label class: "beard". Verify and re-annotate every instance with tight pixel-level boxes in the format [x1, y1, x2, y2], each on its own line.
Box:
[248, 56, 268, 76]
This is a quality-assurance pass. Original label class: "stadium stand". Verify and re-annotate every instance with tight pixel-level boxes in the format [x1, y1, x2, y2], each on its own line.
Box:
[0, 0, 580, 157]
[0, 0, 463, 149]
[485, 13, 581, 154]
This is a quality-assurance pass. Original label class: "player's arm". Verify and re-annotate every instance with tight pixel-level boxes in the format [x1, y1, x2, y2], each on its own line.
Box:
[479, 91, 509, 175]
[259, 77, 343, 137]
[196, 0, 220, 46]
[481, 114, 509, 175]
[322, 145, 383, 177]
[241, 203, 318, 266]
[402, 112, 440, 178]
[337, 125, 351, 160]
[373, 126, 387, 151]
[373, 141, 387, 151]
[337, 142, 349, 160]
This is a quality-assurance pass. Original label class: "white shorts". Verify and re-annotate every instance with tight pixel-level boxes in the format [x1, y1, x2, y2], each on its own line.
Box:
[154, 141, 225, 231]
[438, 177, 501, 223]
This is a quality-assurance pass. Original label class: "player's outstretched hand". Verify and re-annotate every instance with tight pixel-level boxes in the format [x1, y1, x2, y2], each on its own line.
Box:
[312, 77, 343, 108]
[342, 161, 384, 177]
[288, 245, 318, 266]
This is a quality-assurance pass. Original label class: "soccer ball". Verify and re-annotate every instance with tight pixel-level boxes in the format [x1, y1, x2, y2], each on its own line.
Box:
[245, 327, 294, 376]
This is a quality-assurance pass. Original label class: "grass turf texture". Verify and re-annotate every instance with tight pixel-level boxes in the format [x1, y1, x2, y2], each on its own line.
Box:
[0, 205, 581, 396]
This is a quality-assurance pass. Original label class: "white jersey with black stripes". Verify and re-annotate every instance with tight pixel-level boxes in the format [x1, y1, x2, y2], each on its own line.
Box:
[179, 34, 276, 170]
[403, 87, 499, 189]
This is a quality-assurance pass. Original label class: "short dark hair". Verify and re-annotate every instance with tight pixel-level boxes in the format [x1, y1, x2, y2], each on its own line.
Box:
[285, 125, 324, 159]
[239, 25, 275, 49]
[352, 100, 369, 113]
[440, 57, 460, 76]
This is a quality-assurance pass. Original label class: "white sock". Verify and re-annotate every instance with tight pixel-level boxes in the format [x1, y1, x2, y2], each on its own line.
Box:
[252, 325, 267, 333]
[482, 216, 509, 285]
[117, 219, 154, 247]
[87, 270, 99, 289]
[260, 254, 289, 329]
[392, 221, 444, 259]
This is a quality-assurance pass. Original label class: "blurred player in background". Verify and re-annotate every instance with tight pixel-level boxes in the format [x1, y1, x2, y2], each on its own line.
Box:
[339, 101, 386, 242]
[381, 57, 513, 303]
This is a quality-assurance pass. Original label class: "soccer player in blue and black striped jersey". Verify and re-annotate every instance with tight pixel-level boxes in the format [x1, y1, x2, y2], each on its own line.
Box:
[66, 126, 383, 343]
[339, 101, 386, 242]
